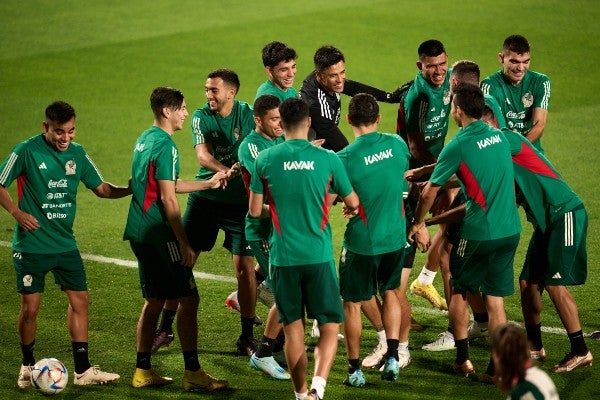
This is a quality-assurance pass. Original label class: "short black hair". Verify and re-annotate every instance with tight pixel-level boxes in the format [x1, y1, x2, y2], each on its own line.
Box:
[279, 98, 309, 131]
[450, 60, 480, 87]
[262, 41, 297, 68]
[418, 39, 446, 59]
[503, 34, 530, 54]
[348, 93, 379, 126]
[45, 101, 76, 124]
[150, 87, 185, 119]
[207, 68, 241, 93]
[313, 45, 345, 72]
[452, 83, 485, 120]
[253, 94, 281, 118]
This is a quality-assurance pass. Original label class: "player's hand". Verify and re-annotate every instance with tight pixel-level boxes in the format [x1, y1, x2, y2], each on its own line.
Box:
[405, 167, 424, 181]
[209, 171, 228, 189]
[13, 209, 40, 231]
[408, 223, 430, 252]
[311, 138, 326, 147]
[179, 242, 198, 268]
[226, 163, 241, 180]
[342, 204, 358, 218]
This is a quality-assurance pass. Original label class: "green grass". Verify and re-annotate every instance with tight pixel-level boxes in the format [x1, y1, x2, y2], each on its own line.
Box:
[0, 0, 599, 398]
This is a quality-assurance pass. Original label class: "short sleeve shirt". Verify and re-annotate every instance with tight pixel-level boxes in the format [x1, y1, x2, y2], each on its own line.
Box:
[481, 70, 551, 152]
[484, 94, 507, 129]
[0, 134, 104, 253]
[509, 366, 559, 400]
[255, 80, 299, 102]
[190, 100, 255, 204]
[250, 139, 353, 266]
[238, 130, 284, 241]
[123, 126, 180, 243]
[430, 121, 521, 240]
[337, 132, 410, 255]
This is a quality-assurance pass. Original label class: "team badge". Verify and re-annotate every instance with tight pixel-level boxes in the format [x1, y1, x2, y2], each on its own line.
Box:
[65, 160, 76, 175]
[234, 127, 241, 142]
[522, 93, 534, 108]
[443, 89, 451, 105]
[23, 274, 33, 287]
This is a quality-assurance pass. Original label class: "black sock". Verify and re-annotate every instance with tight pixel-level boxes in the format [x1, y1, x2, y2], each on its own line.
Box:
[455, 338, 469, 365]
[72, 342, 91, 374]
[255, 269, 265, 285]
[255, 336, 275, 358]
[158, 308, 177, 334]
[21, 341, 35, 366]
[386, 339, 400, 361]
[136, 352, 151, 370]
[473, 313, 489, 323]
[241, 316, 255, 338]
[525, 323, 543, 350]
[348, 358, 360, 373]
[447, 325, 454, 335]
[568, 330, 588, 355]
[273, 333, 285, 353]
[183, 350, 200, 371]
[485, 357, 495, 375]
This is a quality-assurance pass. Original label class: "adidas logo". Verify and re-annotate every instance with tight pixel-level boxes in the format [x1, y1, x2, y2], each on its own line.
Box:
[552, 272, 562, 279]
[39, 162, 47, 169]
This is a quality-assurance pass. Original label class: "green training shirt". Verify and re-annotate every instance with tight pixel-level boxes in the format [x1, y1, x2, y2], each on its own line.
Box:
[190, 100, 255, 204]
[123, 126, 180, 243]
[484, 93, 507, 129]
[238, 130, 284, 241]
[250, 139, 353, 266]
[430, 120, 521, 240]
[0, 134, 104, 253]
[255, 80, 299, 102]
[481, 69, 550, 152]
[337, 132, 410, 255]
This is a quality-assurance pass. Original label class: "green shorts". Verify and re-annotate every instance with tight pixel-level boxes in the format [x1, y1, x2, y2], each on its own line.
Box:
[183, 195, 253, 256]
[520, 206, 587, 286]
[272, 261, 344, 325]
[339, 247, 404, 302]
[13, 250, 87, 293]
[450, 233, 520, 297]
[249, 239, 272, 288]
[130, 241, 198, 300]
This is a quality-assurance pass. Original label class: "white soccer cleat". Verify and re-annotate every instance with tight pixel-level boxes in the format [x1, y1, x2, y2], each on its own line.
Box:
[422, 331, 455, 351]
[18, 364, 33, 389]
[468, 321, 489, 340]
[256, 281, 275, 308]
[362, 341, 387, 369]
[73, 366, 120, 385]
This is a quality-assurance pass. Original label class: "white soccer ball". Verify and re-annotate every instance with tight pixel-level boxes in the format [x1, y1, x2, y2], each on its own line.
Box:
[30, 358, 68, 394]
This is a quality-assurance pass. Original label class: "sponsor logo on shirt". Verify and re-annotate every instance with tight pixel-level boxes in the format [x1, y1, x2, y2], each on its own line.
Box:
[48, 179, 68, 188]
[42, 203, 73, 209]
[46, 212, 68, 219]
[38, 162, 47, 169]
[46, 192, 66, 200]
[477, 134, 502, 150]
[65, 160, 76, 175]
[283, 161, 314, 170]
[506, 111, 526, 120]
[364, 148, 393, 165]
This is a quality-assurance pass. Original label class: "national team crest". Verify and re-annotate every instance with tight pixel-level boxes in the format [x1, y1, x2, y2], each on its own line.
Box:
[234, 127, 241, 142]
[522, 93, 534, 108]
[65, 160, 76, 175]
[443, 89, 451, 105]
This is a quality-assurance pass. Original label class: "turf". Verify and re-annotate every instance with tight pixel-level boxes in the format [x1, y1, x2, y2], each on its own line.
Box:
[0, 0, 599, 398]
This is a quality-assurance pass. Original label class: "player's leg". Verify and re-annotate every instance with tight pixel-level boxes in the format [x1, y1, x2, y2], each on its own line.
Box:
[283, 319, 309, 396]
[152, 299, 178, 352]
[360, 296, 387, 368]
[398, 266, 413, 366]
[411, 227, 447, 310]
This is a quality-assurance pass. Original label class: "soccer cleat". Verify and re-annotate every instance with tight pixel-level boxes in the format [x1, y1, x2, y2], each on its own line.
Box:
[132, 368, 173, 388]
[476, 373, 495, 384]
[225, 290, 262, 325]
[18, 364, 33, 389]
[183, 368, 229, 392]
[362, 341, 387, 369]
[453, 359, 475, 378]
[74, 366, 120, 385]
[590, 331, 600, 340]
[249, 354, 290, 380]
[310, 319, 344, 340]
[410, 279, 448, 310]
[236, 335, 258, 356]
[397, 347, 411, 369]
[529, 347, 547, 361]
[344, 369, 366, 387]
[256, 281, 275, 308]
[151, 331, 175, 353]
[273, 351, 287, 367]
[303, 388, 322, 400]
[381, 357, 400, 381]
[422, 331, 455, 351]
[551, 351, 593, 373]
[468, 321, 489, 340]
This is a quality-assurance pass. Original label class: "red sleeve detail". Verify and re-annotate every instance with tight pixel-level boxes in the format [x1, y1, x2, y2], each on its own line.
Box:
[143, 161, 159, 213]
[320, 175, 333, 230]
[512, 142, 559, 179]
[457, 161, 487, 211]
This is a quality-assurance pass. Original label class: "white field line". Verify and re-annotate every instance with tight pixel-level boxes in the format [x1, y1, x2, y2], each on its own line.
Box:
[0, 240, 581, 336]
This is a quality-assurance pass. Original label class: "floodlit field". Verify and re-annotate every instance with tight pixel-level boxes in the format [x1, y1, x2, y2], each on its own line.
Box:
[0, 1, 599, 398]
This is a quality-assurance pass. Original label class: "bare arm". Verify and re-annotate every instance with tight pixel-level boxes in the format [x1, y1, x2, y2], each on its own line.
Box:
[407, 130, 437, 165]
[158, 179, 196, 268]
[525, 107, 548, 145]
[0, 184, 39, 231]
[91, 180, 132, 199]
[405, 163, 436, 181]
[195, 143, 229, 173]
[249, 191, 265, 218]
[407, 181, 441, 251]
[174, 171, 228, 193]
[426, 203, 466, 226]
[341, 191, 359, 217]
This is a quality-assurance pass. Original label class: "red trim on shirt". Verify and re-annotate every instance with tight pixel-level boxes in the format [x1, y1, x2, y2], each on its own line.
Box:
[320, 175, 333, 230]
[512, 142, 559, 179]
[457, 161, 487, 211]
[264, 178, 281, 235]
[143, 161, 159, 213]
[16, 174, 26, 204]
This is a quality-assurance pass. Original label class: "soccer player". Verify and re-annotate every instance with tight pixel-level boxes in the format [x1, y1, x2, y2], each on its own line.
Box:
[336, 93, 411, 387]
[239, 95, 289, 380]
[503, 127, 593, 373]
[481, 34, 551, 153]
[255, 41, 299, 102]
[183, 68, 259, 356]
[492, 323, 559, 399]
[125, 87, 229, 391]
[249, 98, 359, 400]
[0, 101, 129, 388]
[408, 84, 522, 377]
